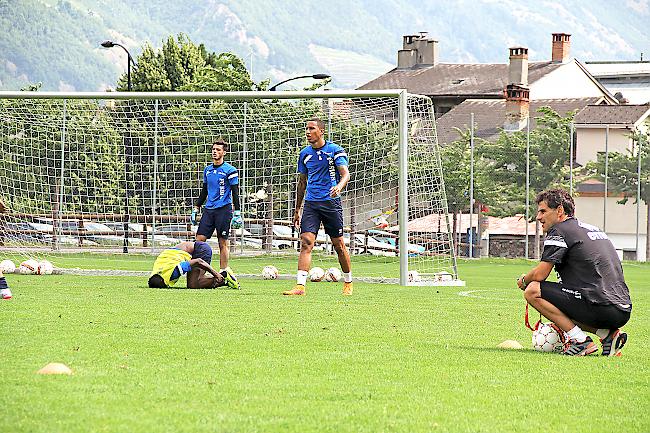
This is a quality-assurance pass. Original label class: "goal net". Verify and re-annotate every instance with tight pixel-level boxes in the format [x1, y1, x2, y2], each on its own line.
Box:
[0, 90, 461, 285]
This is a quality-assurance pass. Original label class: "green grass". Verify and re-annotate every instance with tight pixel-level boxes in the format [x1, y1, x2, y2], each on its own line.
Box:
[1, 257, 648, 433]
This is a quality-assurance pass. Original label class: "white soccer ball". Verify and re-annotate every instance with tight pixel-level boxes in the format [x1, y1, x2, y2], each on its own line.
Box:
[0, 259, 16, 274]
[532, 322, 567, 353]
[262, 265, 279, 280]
[18, 259, 40, 275]
[407, 270, 422, 283]
[309, 267, 326, 282]
[324, 267, 342, 282]
[38, 260, 54, 275]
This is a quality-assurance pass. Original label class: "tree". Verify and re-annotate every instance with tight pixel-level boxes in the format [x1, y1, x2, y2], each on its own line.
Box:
[117, 34, 255, 92]
[583, 132, 650, 259]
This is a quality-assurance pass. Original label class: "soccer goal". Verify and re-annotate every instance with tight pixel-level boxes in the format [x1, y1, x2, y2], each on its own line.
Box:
[0, 90, 461, 285]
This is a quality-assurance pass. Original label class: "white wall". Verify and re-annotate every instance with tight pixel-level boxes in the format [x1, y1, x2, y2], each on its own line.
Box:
[575, 195, 648, 261]
[531, 62, 607, 99]
[575, 127, 634, 166]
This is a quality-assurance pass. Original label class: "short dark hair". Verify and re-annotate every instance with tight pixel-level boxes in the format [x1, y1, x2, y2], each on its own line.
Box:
[307, 117, 325, 130]
[212, 138, 228, 151]
[535, 188, 575, 217]
[148, 274, 167, 288]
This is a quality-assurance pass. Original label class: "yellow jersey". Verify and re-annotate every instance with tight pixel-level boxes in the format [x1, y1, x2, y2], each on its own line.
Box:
[150, 249, 192, 287]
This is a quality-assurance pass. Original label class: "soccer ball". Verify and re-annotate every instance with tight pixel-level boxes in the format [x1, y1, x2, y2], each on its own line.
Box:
[262, 265, 279, 280]
[309, 267, 325, 282]
[38, 260, 54, 275]
[0, 259, 16, 274]
[407, 270, 421, 283]
[18, 259, 40, 275]
[532, 322, 567, 353]
[324, 267, 342, 282]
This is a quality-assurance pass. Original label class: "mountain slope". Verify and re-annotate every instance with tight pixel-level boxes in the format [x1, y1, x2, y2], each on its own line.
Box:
[1, 0, 648, 91]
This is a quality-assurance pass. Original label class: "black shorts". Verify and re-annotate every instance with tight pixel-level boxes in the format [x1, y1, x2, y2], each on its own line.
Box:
[301, 199, 344, 238]
[197, 205, 233, 240]
[191, 241, 212, 264]
[540, 281, 631, 329]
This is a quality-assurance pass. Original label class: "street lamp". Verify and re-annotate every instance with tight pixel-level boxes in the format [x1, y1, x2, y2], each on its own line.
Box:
[100, 40, 136, 253]
[100, 40, 136, 91]
[269, 74, 331, 91]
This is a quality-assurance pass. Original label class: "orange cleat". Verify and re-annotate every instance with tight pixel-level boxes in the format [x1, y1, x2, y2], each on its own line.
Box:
[283, 284, 305, 296]
[342, 282, 353, 296]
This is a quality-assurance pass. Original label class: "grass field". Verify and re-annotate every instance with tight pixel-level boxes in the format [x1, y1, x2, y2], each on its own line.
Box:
[1, 256, 648, 433]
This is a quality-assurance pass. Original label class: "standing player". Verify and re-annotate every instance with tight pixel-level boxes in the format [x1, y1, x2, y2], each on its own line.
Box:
[517, 188, 632, 356]
[148, 241, 225, 289]
[192, 139, 242, 290]
[283, 118, 353, 296]
[0, 199, 11, 299]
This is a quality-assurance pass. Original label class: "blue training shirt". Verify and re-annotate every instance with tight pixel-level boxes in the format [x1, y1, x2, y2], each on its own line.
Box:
[203, 162, 239, 209]
[297, 141, 348, 202]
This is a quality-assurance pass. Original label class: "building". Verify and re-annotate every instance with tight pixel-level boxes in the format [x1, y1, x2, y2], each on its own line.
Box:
[359, 33, 615, 118]
[572, 104, 650, 260]
[585, 60, 650, 105]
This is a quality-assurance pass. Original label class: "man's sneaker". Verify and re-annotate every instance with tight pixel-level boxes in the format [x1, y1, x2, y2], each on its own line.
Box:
[221, 268, 240, 290]
[283, 284, 305, 296]
[600, 329, 627, 357]
[1, 288, 12, 300]
[562, 336, 598, 356]
[342, 282, 353, 296]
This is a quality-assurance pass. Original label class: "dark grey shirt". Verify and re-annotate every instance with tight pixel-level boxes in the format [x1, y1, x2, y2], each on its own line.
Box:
[541, 218, 632, 311]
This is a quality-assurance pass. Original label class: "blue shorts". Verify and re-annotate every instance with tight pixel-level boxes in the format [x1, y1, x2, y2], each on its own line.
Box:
[301, 199, 344, 238]
[192, 241, 213, 264]
[197, 205, 233, 239]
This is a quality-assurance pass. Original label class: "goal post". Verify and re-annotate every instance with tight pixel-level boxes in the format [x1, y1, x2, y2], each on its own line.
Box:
[0, 90, 462, 285]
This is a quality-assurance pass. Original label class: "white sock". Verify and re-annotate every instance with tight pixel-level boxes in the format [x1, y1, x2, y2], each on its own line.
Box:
[596, 329, 610, 339]
[567, 326, 588, 343]
[343, 272, 352, 283]
[297, 270, 308, 286]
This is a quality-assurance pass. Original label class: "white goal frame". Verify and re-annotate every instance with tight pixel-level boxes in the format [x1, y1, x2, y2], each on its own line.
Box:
[0, 89, 462, 286]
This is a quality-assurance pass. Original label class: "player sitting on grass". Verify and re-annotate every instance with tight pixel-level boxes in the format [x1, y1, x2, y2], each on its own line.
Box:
[0, 199, 11, 300]
[148, 241, 226, 289]
[517, 188, 632, 356]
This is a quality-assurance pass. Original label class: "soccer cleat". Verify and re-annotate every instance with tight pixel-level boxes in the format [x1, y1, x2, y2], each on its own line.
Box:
[342, 282, 353, 296]
[221, 268, 240, 290]
[1, 288, 12, 300]
[600, 329, 627, 357]
[562, 336, 598, 356]
[283, 284, 305, 296]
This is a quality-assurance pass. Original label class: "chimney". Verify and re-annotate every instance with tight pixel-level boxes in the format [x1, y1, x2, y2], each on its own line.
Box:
[504, 84, 530, 131]
[508, 47, 528, 85]
[552, 33, 571, 63]
[397, 33, 438, 68]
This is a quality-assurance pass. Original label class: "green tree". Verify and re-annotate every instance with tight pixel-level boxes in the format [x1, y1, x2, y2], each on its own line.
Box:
[476, 107, 574, 217]
[118, 34, 255, 92]
[584, 132, 650, 259]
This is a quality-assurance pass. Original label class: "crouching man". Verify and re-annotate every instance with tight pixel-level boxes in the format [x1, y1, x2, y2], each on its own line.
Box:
[148, 241, 224, 289]
[517, 188, 632, 356]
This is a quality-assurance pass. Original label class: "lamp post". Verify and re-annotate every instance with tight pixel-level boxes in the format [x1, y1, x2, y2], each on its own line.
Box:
[100, 40, 135, 91]
[269, 74, 330, 91]
[101, 40, 136, 252]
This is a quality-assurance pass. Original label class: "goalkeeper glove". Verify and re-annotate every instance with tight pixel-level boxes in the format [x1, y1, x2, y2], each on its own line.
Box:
[191, 207, 199, 225]
[231, 210, 243, 229]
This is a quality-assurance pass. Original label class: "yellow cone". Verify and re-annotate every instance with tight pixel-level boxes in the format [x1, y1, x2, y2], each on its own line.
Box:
[37, 363, 73, 375]
[497, 340, 524, 349]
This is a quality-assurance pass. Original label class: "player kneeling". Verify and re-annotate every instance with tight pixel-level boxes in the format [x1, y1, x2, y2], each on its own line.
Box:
[148, 241, 225, 289]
